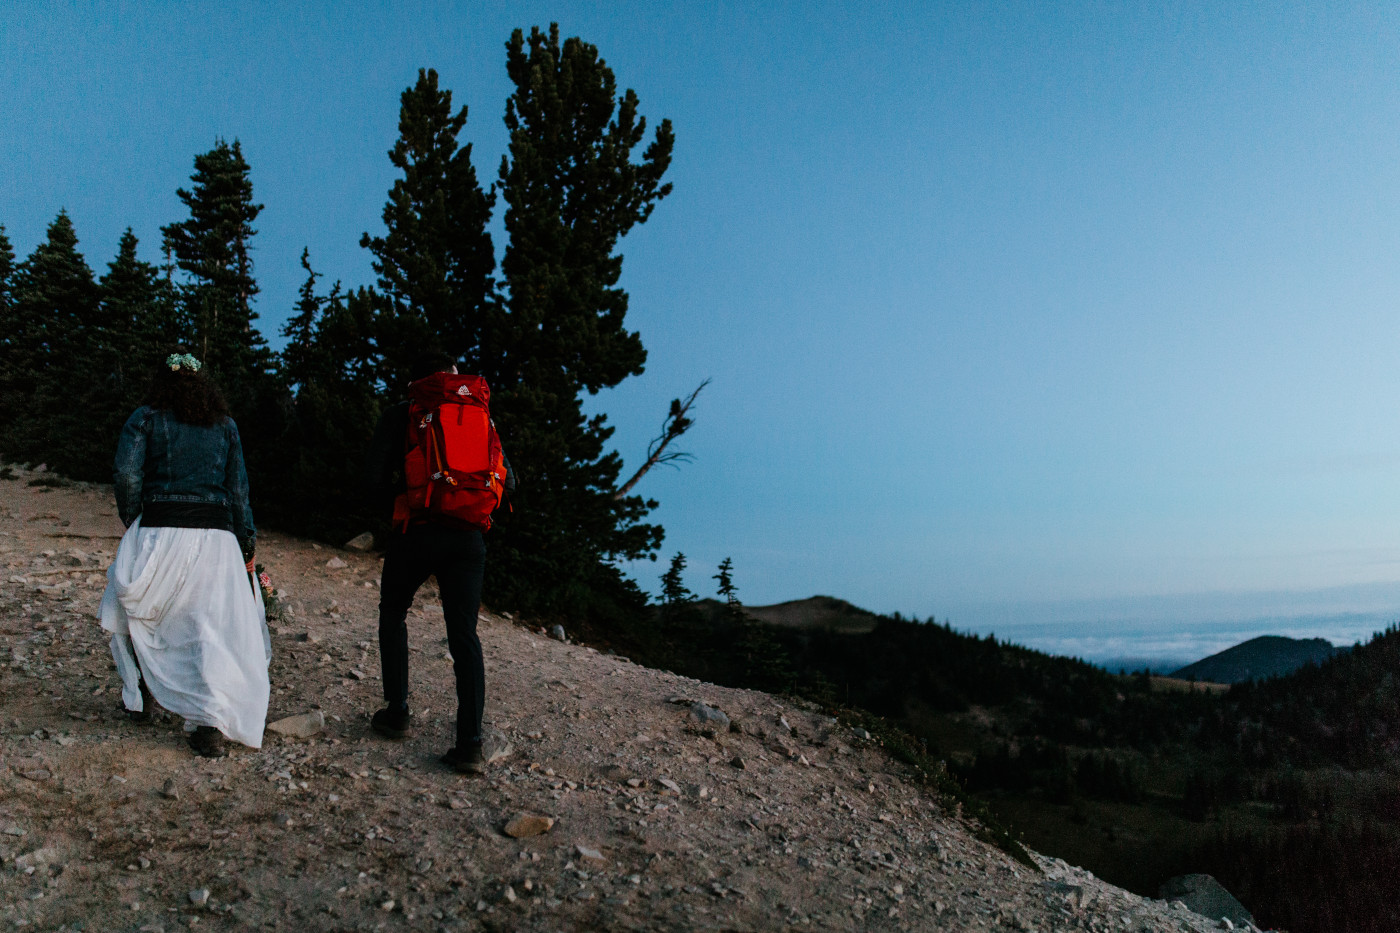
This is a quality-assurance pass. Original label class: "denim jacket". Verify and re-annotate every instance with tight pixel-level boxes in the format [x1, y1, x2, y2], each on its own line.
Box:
[113, 406, 256, 559]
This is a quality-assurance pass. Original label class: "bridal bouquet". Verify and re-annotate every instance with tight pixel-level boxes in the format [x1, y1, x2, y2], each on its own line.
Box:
[254, 564, 285, 621]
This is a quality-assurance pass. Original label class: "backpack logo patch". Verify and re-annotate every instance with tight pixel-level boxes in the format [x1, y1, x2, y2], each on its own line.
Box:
[456, 384, 472, 397]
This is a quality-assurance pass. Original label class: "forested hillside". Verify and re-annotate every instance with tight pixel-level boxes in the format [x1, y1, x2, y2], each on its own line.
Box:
[582, 558, 1400, 933]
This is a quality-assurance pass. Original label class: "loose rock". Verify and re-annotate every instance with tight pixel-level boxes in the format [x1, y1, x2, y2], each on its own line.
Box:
[267, 710, 325, 739]
[1159, 874, 1254, 929]
[15, 847, 60, 871]
[690, 702, 730, 729]
[575, 845, 606, 864]
[503, 814, 554, 838]
[482, 728, 512, 763]
[343, 532, 375, 552]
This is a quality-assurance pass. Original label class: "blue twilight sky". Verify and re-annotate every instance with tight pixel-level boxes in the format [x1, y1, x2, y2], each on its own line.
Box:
[7, 3, 1400, 659]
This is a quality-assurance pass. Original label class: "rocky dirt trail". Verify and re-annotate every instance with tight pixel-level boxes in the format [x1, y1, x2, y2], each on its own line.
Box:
[0, 466, 1231, 932]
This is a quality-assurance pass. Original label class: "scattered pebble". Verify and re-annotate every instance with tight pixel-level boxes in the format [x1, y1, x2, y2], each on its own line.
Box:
[575, 845, 606, 864]
[503, 814, 554, 838]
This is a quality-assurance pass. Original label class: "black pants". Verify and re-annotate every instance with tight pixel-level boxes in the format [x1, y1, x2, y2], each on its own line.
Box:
[377, 523, 487, 747]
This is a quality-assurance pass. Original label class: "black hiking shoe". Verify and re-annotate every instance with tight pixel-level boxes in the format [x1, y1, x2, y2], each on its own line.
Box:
[370, 705, 412, 739]
[441, 744, 485, 775]
[188, 726, 225, 758]
[127, 681, 155, 724]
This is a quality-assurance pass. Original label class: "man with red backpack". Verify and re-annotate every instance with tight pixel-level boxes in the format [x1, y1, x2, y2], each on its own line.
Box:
[364, 350, 514, 774]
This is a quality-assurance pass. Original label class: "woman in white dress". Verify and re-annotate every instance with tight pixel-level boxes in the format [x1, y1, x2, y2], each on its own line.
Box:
[100, 353, 270, 756]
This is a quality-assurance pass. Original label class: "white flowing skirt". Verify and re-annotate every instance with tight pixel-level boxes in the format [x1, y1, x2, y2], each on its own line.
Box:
[99, 518, 271, 748]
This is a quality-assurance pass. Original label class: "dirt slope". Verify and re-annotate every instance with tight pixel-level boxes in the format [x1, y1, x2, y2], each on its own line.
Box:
[0, 466, 1227, 932]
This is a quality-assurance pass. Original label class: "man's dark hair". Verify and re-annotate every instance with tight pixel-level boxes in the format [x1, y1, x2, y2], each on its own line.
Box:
[408, 349, 458, 382]
[144, 360, 230, 428]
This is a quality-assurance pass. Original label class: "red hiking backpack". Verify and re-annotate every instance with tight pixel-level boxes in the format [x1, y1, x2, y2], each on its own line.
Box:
[391, 373, 506, 532]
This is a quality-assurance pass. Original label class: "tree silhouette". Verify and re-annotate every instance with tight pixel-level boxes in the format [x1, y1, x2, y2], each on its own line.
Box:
[483, 24, 676, 616]
[361, 68, 496, 395]
[161, 138, 269, 385]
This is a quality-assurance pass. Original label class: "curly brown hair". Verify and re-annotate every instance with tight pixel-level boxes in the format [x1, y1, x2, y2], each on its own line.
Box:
[144, 362, 230, 427]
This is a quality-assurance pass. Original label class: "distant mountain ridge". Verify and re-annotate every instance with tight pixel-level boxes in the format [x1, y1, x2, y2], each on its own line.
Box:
[1170, 635, 1346, 684]
[744, 594, 881, 633]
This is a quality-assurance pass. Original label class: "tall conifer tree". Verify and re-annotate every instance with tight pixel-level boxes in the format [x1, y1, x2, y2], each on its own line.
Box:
[4, 212, 99, 469]
[94, 230, 177, 437]
[0, 225, 16, 449]
[161, 139, 271, 386]
[161, 139, 282, 500]
[282, 248, 325, 390]
[0, 225, 14, 328]
[711, 557, 794, 693]
[361, 69, 496, 395]
[271, 253, 382, 541]
[487, 24, 676, 615]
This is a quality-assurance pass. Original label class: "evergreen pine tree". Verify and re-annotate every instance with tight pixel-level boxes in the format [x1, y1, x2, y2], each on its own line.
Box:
[4, 212, 100, 470]
[658, 550, 711, 678]
[98, 229, 179, 408]
[361, 68, 496, 394]
[74, 229, 179, 479]
[160, 139, 272, 388]
[487, 24, 676, 616]
[0, 225, 14, 329]
[161, 139, 282, 504]
[660, 552, 694, 607]
[712, 556, 794, 694]
[271, 253, 383, 541]
[282, 248, 325, 390]
[714, 557, 742, 615]
[0, 225, 17, 452]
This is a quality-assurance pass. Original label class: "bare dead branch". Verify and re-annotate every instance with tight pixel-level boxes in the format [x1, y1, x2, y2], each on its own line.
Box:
[615, 378, 711, 500]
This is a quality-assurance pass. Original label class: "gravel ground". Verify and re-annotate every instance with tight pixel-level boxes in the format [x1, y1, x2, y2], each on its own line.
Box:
[0, 466, 1232, 932]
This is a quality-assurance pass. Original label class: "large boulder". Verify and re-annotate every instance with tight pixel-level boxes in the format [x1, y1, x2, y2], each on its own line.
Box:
[1159, 874, 1254, 928]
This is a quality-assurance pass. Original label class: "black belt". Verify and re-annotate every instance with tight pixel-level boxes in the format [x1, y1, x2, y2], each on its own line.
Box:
[140, 501, 234, 534]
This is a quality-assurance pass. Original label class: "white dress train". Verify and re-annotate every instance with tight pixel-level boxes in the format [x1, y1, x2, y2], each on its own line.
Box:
[99, 517, 271, 749]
